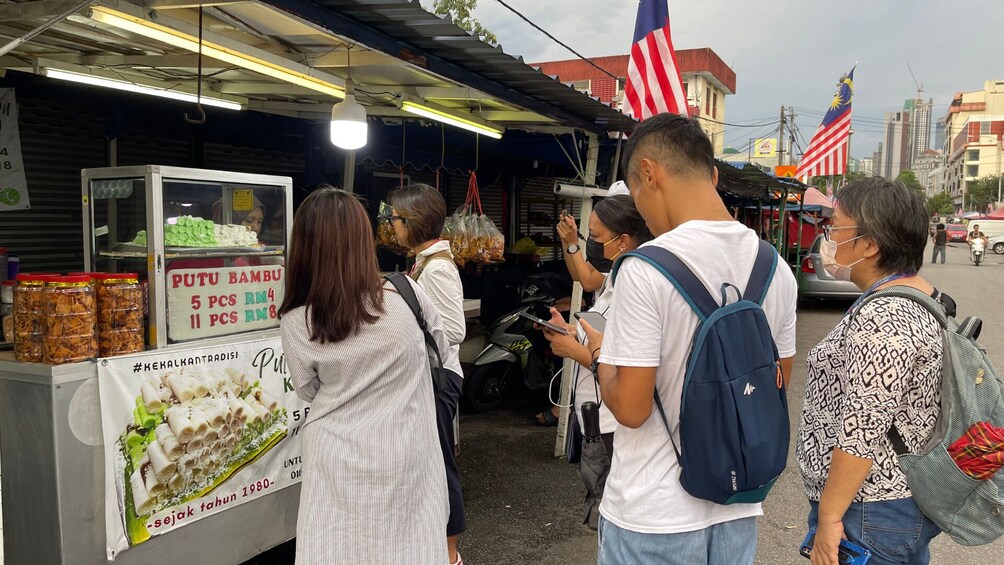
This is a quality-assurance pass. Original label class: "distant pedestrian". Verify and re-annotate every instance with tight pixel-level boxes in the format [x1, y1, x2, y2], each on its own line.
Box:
[797, 178, 943, 565]
[279, 187, 449, 565]
[585, 114, 798, 565]
[931, 223, 947, 264]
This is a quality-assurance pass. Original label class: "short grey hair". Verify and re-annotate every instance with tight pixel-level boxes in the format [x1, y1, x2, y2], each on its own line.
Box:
[834, 178, 927, 275]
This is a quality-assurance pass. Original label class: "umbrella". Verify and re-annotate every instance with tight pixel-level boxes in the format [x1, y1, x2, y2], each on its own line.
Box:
[578, 438, 610, 530]
[948, 421, 1004, 480]
[803, 187, 833, 208]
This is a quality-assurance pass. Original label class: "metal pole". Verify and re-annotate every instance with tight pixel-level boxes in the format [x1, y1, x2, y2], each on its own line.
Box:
[611, 131, 624, 182]
[555, 132, 598, 457]
[342, 150, 356, 192]
[0, 0, 93, 58]
[778, 106, 786, 167]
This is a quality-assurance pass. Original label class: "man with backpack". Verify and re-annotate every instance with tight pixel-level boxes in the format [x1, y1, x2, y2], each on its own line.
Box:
[583, 114, 797, 564]
[931, 223, 947, 264]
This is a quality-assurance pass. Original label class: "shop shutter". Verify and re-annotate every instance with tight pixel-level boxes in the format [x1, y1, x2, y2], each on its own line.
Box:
[517, 177, 580, 261]
[203, 142, 305, 182]
[0, 96, 107, 273]
[117, 133, 193, 167]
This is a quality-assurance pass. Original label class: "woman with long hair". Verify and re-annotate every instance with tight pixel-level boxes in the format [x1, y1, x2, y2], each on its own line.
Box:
[387, 183, 468, 565]
[279, 186, 448, 564]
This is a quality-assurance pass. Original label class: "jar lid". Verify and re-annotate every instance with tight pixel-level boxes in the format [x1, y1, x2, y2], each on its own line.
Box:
[68, 272, 101, 278]
[92, 272, 139, 280]
[0, 247, 7, 253]
[1, 280, 14, 286]
[53, 275, 91, 284]
[17, 273, 52, 283]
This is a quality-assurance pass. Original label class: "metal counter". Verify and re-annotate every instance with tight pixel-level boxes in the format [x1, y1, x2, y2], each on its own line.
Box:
[0, 334, 299, 565]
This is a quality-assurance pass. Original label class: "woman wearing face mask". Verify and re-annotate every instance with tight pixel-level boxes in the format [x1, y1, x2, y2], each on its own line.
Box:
[540, 195, 652, 527]
[797, 178, 945, 565]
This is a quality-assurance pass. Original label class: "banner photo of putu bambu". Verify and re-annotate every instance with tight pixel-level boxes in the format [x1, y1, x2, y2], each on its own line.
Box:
[99, 336, 308, 559]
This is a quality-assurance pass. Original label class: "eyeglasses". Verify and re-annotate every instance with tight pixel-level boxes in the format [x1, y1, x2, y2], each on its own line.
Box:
[381, 215, 407, 225]
[822, 225, 860, 241]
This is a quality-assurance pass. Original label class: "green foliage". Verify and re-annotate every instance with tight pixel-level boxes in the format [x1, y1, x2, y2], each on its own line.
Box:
[895, 170, 925, 195]
[927, 192, 955, 216]
[433, 0, 498, 44]
[808, 172, 868, 195]
[966, 174, 1002, 213]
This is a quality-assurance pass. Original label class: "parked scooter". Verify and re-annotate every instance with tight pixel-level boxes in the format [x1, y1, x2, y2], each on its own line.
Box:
[973, 237, 986, 267]
[465, 279, 567, 413]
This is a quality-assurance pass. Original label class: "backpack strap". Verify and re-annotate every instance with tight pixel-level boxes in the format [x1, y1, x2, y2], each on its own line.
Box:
[610, 246, 718, 320]
[743, 240, 779, 304]
[384, 272, 445, 372]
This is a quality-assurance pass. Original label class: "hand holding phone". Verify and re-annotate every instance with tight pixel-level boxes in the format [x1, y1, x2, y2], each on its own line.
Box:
[799, 527, 871, 565]
[519, 311, 569, 335]
[574, 311, 607, 333]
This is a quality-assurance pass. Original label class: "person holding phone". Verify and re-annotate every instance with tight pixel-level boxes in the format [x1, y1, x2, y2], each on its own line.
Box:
[540, 194, 652, 528]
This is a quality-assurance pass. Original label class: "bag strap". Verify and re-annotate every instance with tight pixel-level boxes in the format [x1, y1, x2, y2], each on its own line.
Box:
[743, 240, 779, 304]
[384, 272, 444, 371]
[652, 391, 683, 462]
[410, 250, 454, 281]
[611, 246, 718, 320]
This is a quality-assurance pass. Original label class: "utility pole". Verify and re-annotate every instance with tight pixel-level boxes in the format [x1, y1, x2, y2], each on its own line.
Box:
[778, 106, 786, 167]
[787, 107, 797, 165]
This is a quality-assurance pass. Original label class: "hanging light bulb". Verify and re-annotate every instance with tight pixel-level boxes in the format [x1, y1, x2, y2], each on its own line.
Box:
[330, 77, 367, 150]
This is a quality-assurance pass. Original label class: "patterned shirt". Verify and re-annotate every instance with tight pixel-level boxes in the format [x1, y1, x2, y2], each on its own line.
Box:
[797, 296, 944, 502]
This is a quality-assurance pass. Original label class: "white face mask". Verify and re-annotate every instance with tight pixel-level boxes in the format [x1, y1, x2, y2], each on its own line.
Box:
[820, 235, 865, 281]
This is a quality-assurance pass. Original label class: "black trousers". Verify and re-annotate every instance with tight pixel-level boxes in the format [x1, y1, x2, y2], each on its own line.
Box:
[435, 369, 466, 536]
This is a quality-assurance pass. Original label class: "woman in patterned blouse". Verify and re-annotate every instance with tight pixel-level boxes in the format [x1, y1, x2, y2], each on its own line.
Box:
[797, 178, 944, 565]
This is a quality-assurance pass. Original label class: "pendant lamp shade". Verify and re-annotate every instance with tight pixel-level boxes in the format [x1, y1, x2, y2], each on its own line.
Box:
[330, 78, 367, 150]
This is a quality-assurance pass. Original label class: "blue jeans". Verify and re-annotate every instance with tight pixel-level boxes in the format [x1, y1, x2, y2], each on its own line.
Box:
[808, 499, 940, 565]
[597, 515, 757, 564]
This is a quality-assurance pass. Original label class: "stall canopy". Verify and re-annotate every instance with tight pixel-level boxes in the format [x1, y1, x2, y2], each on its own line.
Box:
[715, 161, 807, 201]
[0, 0, 636, 137]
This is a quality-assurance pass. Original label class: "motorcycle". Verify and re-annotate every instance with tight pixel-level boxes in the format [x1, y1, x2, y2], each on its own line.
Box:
[465, 274, 570, 413]
[973, 237, 986, 267]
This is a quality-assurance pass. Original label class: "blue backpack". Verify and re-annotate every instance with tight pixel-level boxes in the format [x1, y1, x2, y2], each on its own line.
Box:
[610, 239, 789, 505]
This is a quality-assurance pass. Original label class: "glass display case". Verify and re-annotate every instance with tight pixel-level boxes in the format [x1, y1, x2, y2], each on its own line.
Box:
[81, 166, 293, 348]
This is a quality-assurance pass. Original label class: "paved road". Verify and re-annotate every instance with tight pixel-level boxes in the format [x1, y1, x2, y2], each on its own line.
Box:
[250, 242, 1004, 565]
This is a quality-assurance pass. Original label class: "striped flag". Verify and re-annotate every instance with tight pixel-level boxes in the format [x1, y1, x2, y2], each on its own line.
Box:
[795, 67, 855, 178]
[624, 0, 687, 119]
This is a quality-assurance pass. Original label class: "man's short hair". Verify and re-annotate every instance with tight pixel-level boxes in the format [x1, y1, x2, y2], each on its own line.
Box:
[936, 223, 945, 229]
[622, 114, 715, 183]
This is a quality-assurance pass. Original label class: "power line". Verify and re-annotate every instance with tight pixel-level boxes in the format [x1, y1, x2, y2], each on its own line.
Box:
[698, 116, 780, 128]
[491, 0, 619, 81]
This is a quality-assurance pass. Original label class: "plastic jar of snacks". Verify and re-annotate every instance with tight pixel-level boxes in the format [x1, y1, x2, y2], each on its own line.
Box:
[13, 274, 51, 362]
[93, 272, 145, 357]
[43, 275, 98, 364]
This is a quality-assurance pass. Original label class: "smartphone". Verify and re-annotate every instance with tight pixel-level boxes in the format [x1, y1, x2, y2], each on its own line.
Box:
[519, 311, 569, 335]
[799, 527, 871, 565]
[573, 311, 606, 333]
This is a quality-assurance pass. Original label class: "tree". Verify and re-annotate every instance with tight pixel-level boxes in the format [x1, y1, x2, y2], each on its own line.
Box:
[895, 170, 926, 197]
[808, 171, 867, 195]
[927, 192, 955, 217]
[432, 0, 497, 44]
[966, 174, 1002, 213]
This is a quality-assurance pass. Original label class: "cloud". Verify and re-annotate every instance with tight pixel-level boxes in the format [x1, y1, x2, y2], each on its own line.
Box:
[425, 0, 1004, 159]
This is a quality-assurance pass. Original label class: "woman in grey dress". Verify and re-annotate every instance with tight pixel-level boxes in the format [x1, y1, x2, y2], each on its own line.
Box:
[279, 187, 449, 565]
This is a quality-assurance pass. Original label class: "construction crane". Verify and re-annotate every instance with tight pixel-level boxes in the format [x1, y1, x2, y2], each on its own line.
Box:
[907, 63, 924, 100]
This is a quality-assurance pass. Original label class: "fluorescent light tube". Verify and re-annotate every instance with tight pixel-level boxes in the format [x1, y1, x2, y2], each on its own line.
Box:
[89, 6, 345, 99]
[401, 100, 503, 139]
[44, 68, 243, 110]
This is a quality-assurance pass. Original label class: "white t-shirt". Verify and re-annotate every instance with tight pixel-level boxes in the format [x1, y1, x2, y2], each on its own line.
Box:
[597, 221, 798, 534]
[573, 277, 618, 434]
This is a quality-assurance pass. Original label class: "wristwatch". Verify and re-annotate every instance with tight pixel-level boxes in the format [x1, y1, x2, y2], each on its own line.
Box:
[566, 243, 580, 254]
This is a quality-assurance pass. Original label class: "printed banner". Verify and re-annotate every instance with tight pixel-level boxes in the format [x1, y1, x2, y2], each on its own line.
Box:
[167, 265, 284, 341]
[0, 88, 30, 211]
[753, 138, 777, 158]
[99, 336, 307, 560]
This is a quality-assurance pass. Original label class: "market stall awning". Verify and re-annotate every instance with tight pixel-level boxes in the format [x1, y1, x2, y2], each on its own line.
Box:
[715, 161, 807, 201]
[0, 0, 636, 136]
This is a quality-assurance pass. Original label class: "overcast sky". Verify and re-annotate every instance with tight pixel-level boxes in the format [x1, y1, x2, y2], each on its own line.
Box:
[421, 0, 1004, 160]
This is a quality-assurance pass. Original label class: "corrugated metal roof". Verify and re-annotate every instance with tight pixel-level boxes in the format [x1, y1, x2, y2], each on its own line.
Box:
[264, 0, 638, 134]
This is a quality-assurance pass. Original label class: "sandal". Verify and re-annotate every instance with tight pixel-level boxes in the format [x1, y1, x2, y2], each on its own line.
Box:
[535, 407, 559, 427]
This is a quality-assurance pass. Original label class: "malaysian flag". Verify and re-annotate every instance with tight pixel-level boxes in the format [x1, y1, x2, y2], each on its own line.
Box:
[795, 67, 855, 178]
[624, 0, 687, 119]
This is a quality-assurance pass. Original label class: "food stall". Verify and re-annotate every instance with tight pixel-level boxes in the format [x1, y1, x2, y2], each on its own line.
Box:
[0, 165, 304, 564]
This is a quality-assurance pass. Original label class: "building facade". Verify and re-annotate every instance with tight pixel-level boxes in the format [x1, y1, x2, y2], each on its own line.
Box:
[912, 149, 943, 196]
[942, 80, 1004, 207]
[904, 98, 933, 168]
[859, 157, 875, 176]
[879, 111, 911, 179]
[533, 49, 737, 154]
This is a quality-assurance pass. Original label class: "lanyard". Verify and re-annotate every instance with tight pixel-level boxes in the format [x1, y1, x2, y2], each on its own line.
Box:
[848, 272, 914, 314]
